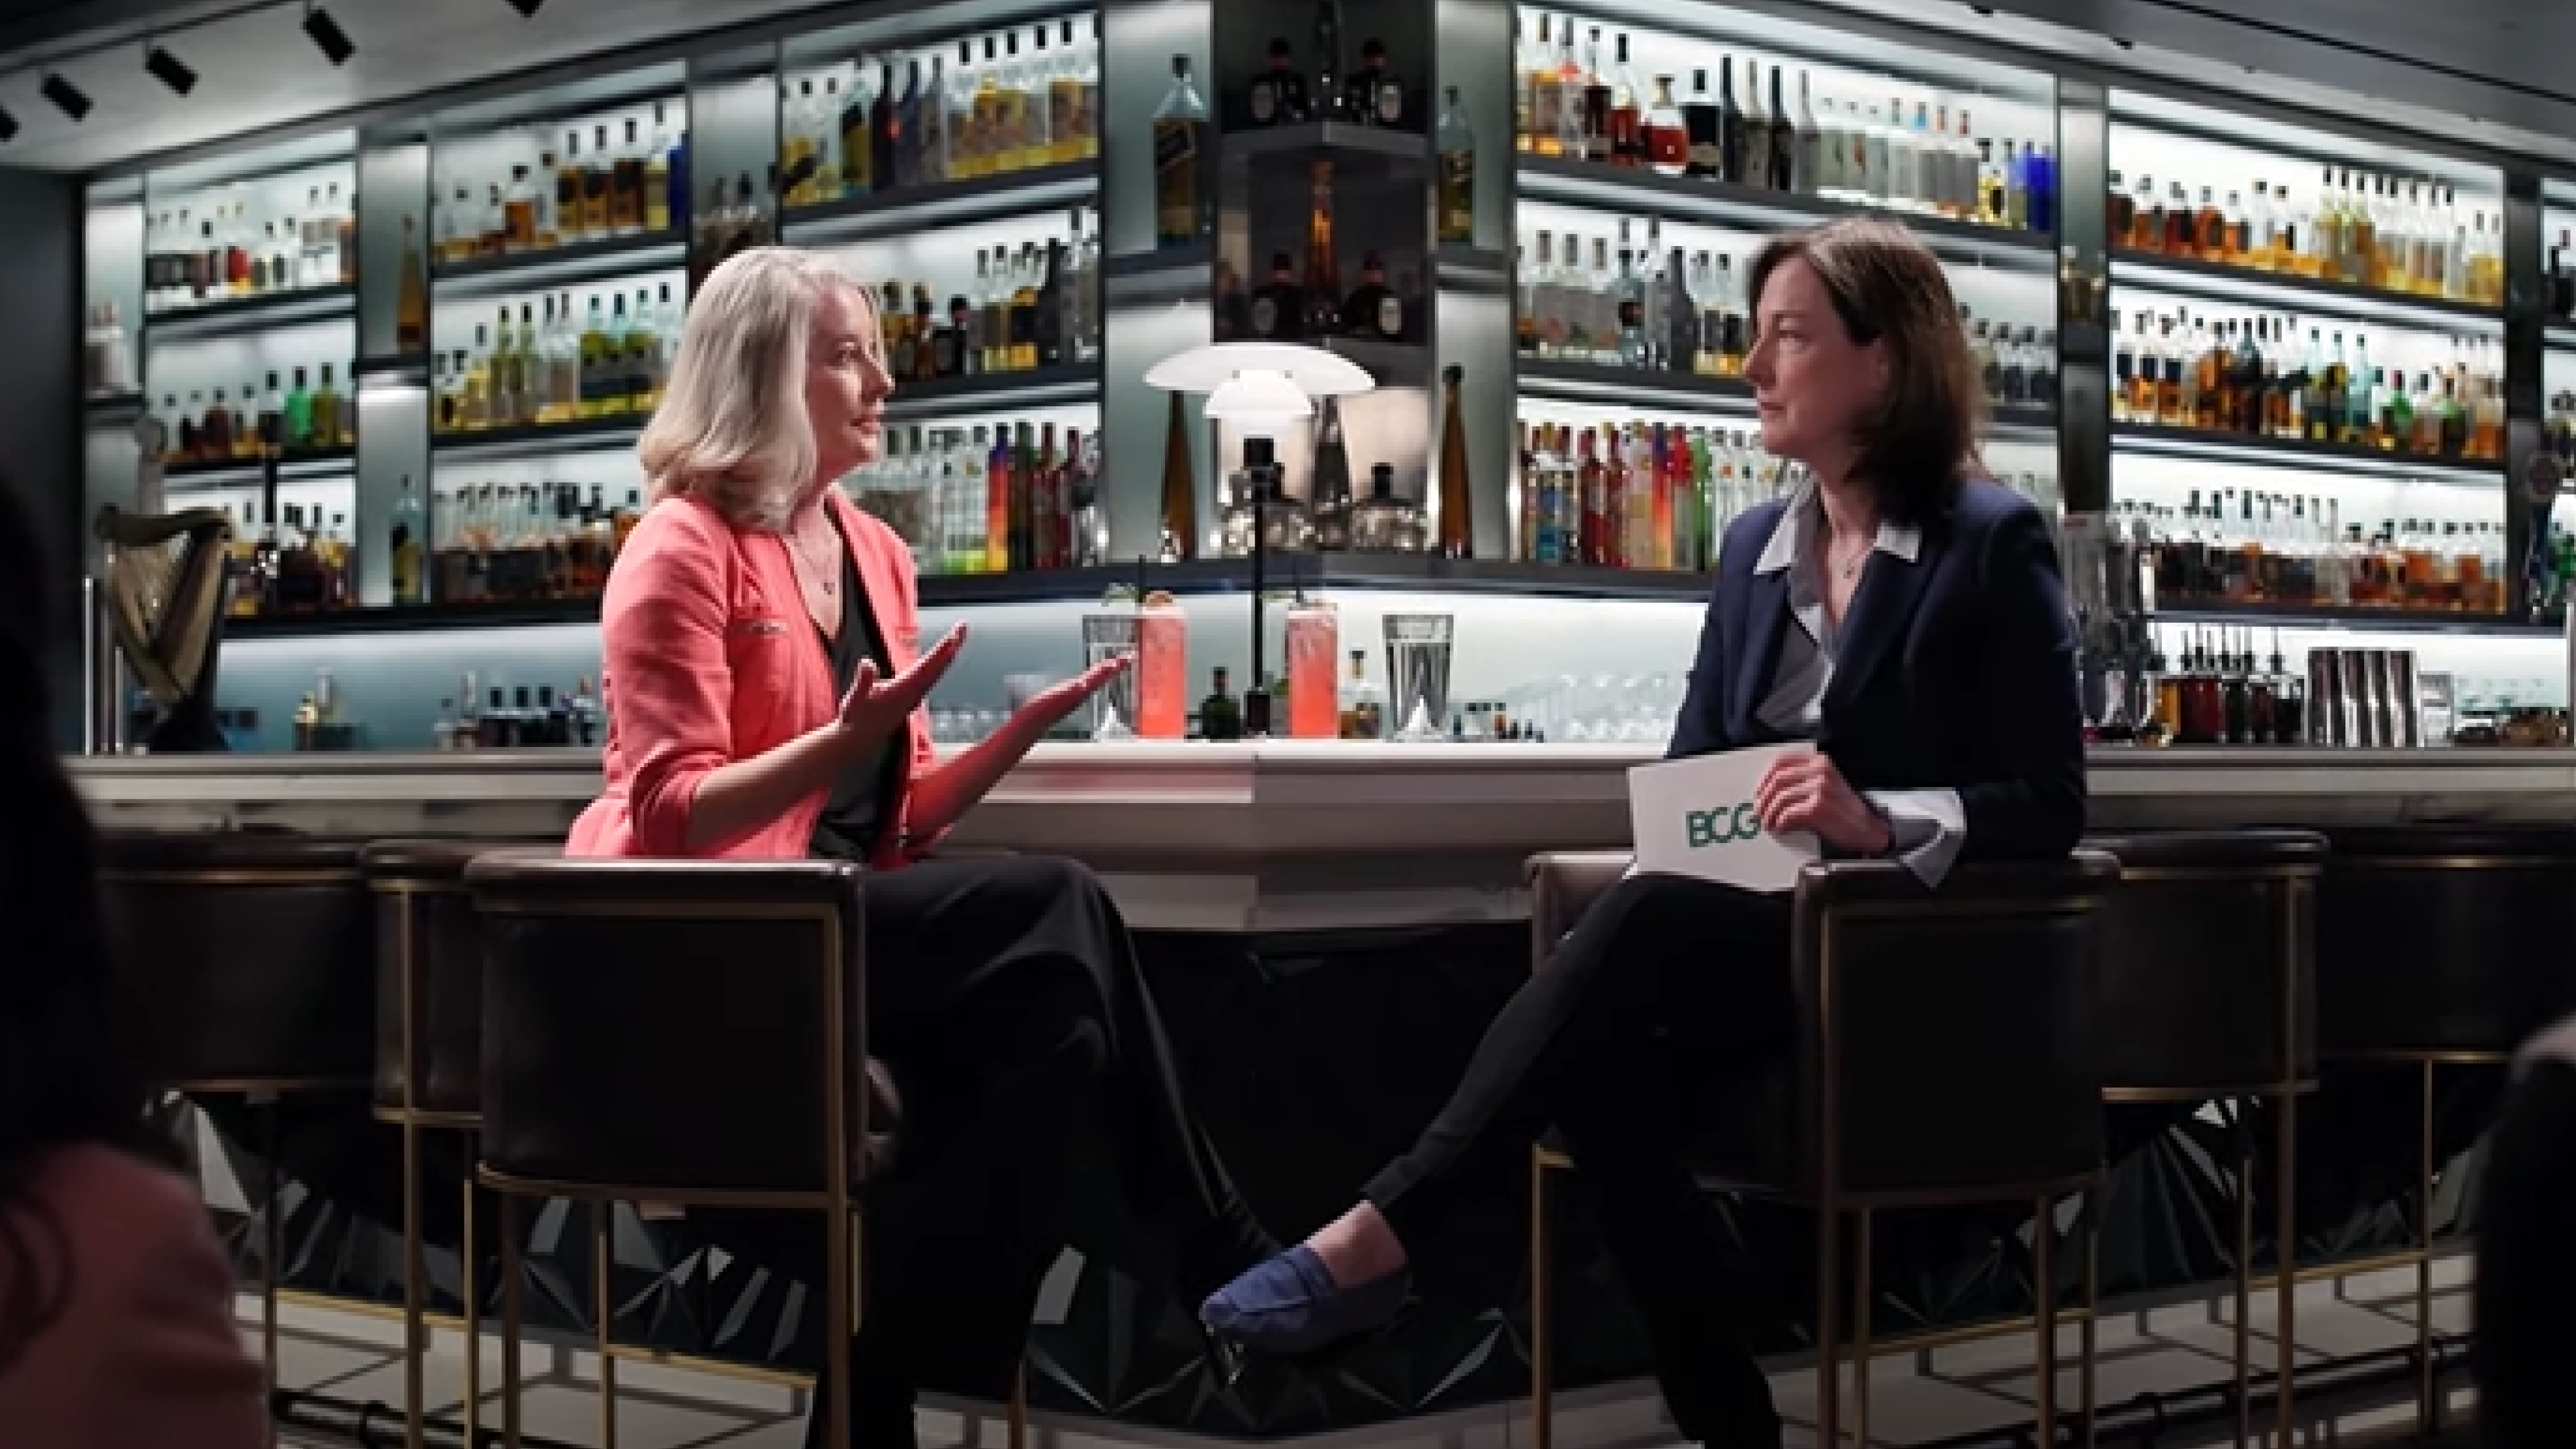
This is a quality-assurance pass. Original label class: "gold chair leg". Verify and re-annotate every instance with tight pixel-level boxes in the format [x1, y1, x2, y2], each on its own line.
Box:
[596, 1201, 618, 1449]
[1815, 1202, 1841, 1449]
[2416, 1059, 2436, 1437]
[1851, 1209, 1873, 1449]
[1530, 1147, 1554, 1449]
[2034, 1195, 2058, 1448]
[260, 1095, 283, 1447]
[401, 1117, 426, 1449]
[462, 1165, 480, 1449]
[1009, 1365, 1029, 1449]
[500, 1191, 524, 1449]
[2274, 1090, 2297, 1449]
[2081, 1188, 2099, 1449]
[2235, 1102, 2254, 1449]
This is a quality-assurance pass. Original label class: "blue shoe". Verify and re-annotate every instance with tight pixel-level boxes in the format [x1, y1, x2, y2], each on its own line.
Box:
[1197, 1244, 1414, 1359]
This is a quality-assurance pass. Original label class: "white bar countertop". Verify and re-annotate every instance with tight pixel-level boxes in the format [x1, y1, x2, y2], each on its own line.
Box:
[66, 745, 2576, 931]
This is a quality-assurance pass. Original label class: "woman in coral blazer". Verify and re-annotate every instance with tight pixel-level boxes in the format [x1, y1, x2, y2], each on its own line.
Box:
[569, 248, 1273, 1449]
[0, 483, 268, 1449]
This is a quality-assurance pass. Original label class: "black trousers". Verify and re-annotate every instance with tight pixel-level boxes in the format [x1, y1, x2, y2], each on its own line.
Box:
[2476, 1056, 2576, 1449]
[205, 855, 1268, 1448]
[1365, 872, 1794, 1446]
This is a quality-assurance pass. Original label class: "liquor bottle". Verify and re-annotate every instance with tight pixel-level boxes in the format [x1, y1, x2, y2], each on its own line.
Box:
[1352, 38, 1403, 128]
[1153, 56, 1211, 249]
[1436, 86, 1476, 244]
[840, 67, 875, 194]
[1766, 67, 1797, 191]
[1528, 15, 1564, 158]
[1681, 70, 1720, 180]
[396, 214, 428, 353]
[1303, 160, 1342, 338]
[1577, 27, 1611, 164]
[284, 368, 314, 450]
[1794, 72, 1821, 194]
[1437, 365, 1472, 558]
[312, 364, 344, 448]
[1644, 76, 1687, 178]
[1311, 0, 1343, 121]
[1607, 35, 1643, 167]
[1200, 667, 1244, 741]
[389, 475, 426, 605]
[1311, 397, 1355, 550]
[1252, 251, 1303, 341]
[1158, 391, 1197, 561]
[1247, 39, 1306, 127]
[1342, 251, 1402, 340]
[1717, 58, 1747, 185]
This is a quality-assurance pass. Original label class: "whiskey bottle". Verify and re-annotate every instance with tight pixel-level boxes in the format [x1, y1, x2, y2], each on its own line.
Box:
[1343, 251, 1403, 340]
[1158, 391, 1197, 562]
[1437, 365, 1473, 558]
[1643, 76, 1687, 178]
[1765, 67, 1797, 192]
[396, 214, 428, 353]
[1682, 70, 1720, 179]
[1436, 86, 1475, 244]
[1302, 160, 1343, 338]
[1201, 668, 1243, 742]
[1311, 397, 1355, 550]
[1352, 38, 1403, 128]
[1311, 0, 1343, 120]
[1247, 39, 1307, 126]
[1152, 56, 1211, 249]
[1716, 58, 1748, 185]
[1251, 251, 1303, 341]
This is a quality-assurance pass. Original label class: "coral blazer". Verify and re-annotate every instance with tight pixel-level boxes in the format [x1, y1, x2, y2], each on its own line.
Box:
[568, 489, 938, 864]
[0, 1143, 269, 1449]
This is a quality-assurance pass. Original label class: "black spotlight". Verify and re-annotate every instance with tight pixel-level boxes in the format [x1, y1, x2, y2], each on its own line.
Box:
[146, 46, 196, 95]
[0, 106, 17, 142]
[41, 72, 90, 120]
[304, 6, 355, 66]
[505, 0, 542, 15]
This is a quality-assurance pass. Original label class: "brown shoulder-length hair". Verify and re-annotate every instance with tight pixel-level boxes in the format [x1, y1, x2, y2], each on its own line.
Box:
[1746, 216, 1985, 525]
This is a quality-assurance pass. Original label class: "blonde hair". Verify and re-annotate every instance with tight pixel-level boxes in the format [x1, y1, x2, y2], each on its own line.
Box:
[638, 247, 869, 531]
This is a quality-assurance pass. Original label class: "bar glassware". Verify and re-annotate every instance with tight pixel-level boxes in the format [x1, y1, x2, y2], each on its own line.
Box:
[1081, 613, 1141, 742]
[1382, 612, 1455, 743]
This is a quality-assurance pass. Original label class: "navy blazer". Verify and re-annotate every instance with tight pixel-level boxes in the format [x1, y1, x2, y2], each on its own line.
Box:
[1666, 477, 2086, 864]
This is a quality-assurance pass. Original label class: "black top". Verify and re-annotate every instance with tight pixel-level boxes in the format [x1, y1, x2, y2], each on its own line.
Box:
[809, 522, 901, 862]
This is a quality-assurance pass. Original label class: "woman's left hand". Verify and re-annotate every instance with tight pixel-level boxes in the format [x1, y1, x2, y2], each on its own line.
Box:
[1754, 748, 1893, 855]
[1009, 654, 1135, 736]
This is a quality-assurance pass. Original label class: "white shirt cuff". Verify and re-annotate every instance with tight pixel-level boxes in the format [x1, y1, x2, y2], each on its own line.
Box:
[1864, 788, 1967, 889]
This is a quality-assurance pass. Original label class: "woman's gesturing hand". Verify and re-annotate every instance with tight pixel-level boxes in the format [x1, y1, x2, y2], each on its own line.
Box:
[1009, 653, 1134, 737]
[837, 624, 969, 753]
[1754, 747, 1893, 855]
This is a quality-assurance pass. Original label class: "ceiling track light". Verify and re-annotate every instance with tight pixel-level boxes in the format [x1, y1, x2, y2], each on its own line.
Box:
[303, 3, 354, 66]
[505, 0, 544, 15]
[144, 44, 196, 95]
[41, 71, 90, 120]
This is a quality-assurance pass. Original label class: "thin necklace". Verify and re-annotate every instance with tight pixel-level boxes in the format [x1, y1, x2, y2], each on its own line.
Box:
[789, 525, 839, 595]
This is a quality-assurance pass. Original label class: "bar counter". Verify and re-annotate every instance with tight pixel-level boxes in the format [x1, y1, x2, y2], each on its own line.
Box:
[67, 743, 2576, 930]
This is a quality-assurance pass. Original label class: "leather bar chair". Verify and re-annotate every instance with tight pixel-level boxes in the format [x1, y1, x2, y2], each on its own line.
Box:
[93, 828, 376, 1418]
[364, 839, 547, 1449]
[2315, 824, 2576, 1437]
[1526, 852, 2117, 1449]
[467, 856, 878, 1449]
[2084, 828, 2324, 1449]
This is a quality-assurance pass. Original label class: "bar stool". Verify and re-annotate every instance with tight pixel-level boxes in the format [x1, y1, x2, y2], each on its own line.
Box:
[1526, 852, 2117, 1449]
[2085, 828, 2324, 1449]
[2316, 824, 2576, 1437]
[363, 839, 546, 1449]
[467, 855, 878, 1449]
[93, 828, 376, 1419]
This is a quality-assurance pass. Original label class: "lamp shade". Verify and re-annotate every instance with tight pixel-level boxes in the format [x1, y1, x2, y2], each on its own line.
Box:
[1202, 371, 1316, 433]
[1144, 341, 1377, 398]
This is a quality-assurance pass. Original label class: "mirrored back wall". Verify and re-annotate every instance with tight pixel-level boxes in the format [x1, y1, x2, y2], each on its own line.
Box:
[190, 578, 2560, 755]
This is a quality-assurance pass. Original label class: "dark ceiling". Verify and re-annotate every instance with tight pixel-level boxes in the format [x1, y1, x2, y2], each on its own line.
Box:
[1987, 0, 2576, 149]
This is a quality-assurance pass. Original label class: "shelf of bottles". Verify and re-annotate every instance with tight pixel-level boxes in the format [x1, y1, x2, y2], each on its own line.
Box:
[2104, 96, 2511, 636]
[1499, 6, 2059, 587]
[2537, 185, 2576, 625]
[770, 6, 1109, 585]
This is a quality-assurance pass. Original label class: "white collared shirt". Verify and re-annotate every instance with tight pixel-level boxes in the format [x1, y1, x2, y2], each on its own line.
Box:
[1748, 475, 1967, 888]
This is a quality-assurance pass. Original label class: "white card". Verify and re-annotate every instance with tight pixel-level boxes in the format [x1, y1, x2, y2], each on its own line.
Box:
[1626, 743, 1822, 895]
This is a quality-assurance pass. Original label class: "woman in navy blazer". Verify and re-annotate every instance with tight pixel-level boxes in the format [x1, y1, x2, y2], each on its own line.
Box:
[1200, 216, 2087, 1446]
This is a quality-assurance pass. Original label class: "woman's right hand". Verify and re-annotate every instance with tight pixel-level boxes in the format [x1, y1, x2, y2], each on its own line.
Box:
[836, 623, 969, 753]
